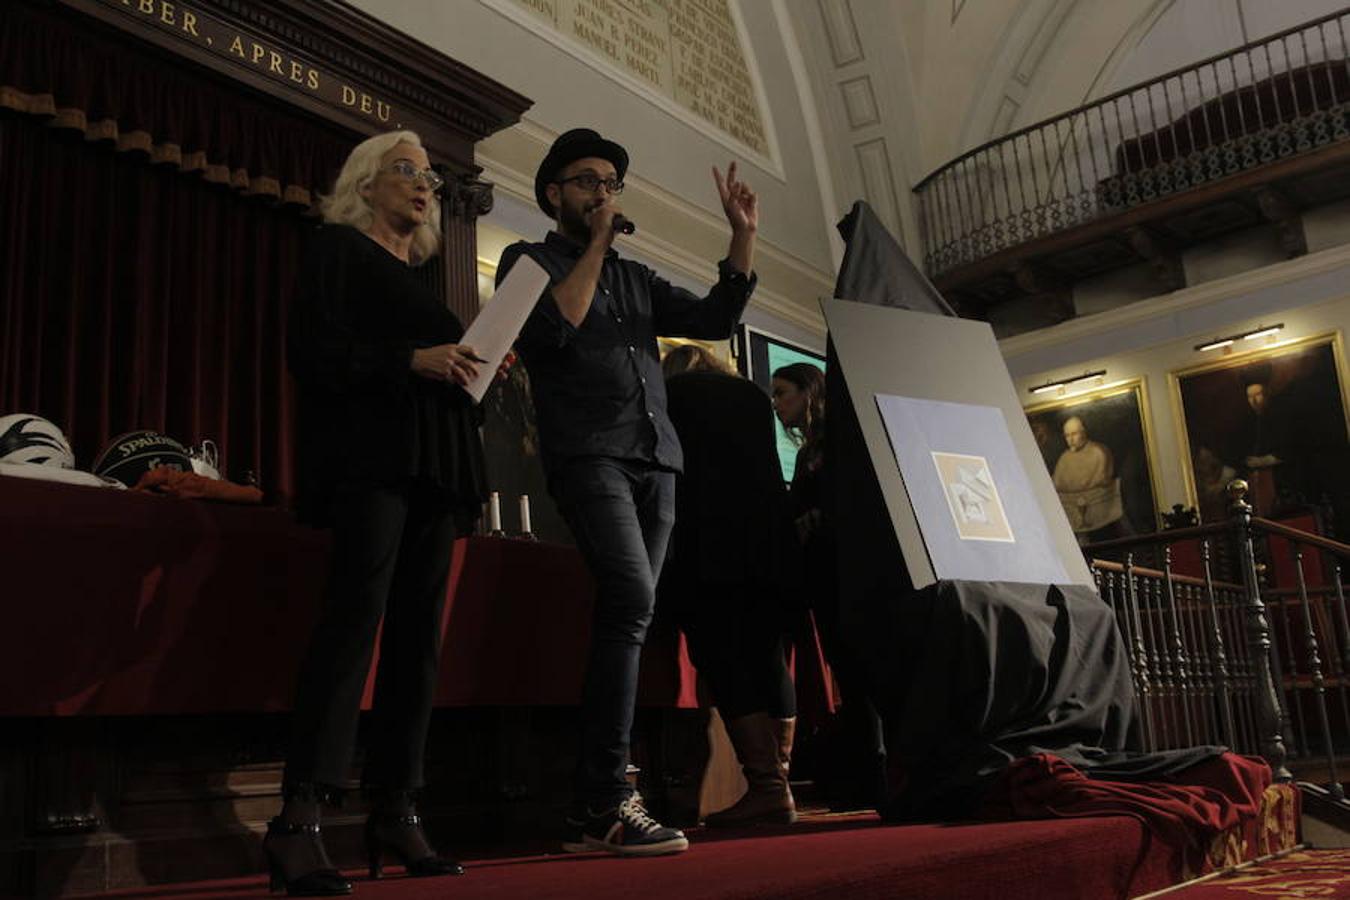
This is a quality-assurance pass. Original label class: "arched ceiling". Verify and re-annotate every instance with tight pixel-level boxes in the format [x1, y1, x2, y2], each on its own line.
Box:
[348, 0, 1348, 336]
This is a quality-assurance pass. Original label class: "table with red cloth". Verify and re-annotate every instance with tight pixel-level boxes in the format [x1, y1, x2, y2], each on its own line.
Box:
[0, 474, 707, 716]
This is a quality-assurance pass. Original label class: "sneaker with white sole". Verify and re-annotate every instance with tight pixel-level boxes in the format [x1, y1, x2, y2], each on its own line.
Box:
[561, 793, 689, 856]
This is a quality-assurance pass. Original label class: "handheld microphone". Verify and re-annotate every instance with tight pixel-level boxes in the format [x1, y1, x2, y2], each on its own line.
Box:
[613, 215, 637, 235]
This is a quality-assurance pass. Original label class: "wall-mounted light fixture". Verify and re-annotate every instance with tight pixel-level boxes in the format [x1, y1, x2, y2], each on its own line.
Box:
[1241, 324, 1284, 342]
[1194, 323, 1284, 353]
[1028, 369, 1107, 396]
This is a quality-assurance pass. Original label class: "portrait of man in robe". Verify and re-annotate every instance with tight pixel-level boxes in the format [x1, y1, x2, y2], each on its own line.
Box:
[1025, 379, 1162, 546]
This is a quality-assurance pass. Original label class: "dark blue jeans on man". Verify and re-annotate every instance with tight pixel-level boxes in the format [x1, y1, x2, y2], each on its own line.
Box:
[549, 456, 676, 811]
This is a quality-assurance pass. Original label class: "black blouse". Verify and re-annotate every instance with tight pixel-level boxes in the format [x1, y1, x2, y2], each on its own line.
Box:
[789, 443, 826, 521]
[287, 223, 487, 524]
[663, 370, 795, 588]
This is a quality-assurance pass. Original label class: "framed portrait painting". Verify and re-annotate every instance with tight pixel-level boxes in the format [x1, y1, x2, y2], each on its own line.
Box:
[1024, 378, 1163, 543]
[1171, 332, 1350, 535]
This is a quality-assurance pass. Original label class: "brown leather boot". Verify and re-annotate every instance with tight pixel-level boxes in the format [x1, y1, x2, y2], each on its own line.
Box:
[704, 713, 797, 826]
[773, 716, 796, 785]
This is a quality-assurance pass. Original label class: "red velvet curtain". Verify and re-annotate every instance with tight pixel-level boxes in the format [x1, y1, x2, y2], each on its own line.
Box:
[0, 1, 353, 203]
[0, 2, 359, 503]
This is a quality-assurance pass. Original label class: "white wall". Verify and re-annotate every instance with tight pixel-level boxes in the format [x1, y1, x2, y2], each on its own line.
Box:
[1001, 243, 1350, 515]
[347, 0, 1350, 344]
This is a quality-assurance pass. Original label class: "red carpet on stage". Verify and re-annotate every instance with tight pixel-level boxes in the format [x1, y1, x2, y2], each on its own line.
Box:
[86, 788, 1300, 900]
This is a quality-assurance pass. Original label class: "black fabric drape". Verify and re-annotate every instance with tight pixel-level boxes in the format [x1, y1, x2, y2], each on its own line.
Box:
[0, 112, 329, 502]
[880, 580, 1215, 820]
[833, 201, 955, 316]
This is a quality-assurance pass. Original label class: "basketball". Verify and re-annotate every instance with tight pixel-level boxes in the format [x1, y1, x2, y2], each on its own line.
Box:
[92, 430, 193, 488]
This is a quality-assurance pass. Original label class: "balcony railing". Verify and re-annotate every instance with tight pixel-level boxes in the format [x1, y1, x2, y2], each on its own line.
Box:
[1085, 482, 1350, 809]
[915, 10, 1350, 280]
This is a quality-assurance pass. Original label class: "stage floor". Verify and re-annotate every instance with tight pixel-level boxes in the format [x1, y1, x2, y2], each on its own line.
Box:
[85, 810, 1207, 900]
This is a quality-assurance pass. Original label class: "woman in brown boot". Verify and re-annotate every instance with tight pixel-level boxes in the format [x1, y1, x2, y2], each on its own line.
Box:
[660, 345, 799, 826]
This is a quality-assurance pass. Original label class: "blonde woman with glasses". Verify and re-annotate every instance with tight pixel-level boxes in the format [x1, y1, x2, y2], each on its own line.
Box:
[267, 130, 489, 895]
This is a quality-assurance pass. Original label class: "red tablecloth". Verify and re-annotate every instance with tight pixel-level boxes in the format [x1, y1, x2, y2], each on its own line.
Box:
[0, 475, 698, 715]
[436, 536, 698, 707]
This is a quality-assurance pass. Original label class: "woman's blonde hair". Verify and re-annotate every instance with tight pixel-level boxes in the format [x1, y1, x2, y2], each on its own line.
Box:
[319, 130, 442, 265]
[661, 343, 734, 379]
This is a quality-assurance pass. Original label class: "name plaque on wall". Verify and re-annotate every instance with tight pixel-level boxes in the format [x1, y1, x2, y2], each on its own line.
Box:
[492, 0, 775, 165]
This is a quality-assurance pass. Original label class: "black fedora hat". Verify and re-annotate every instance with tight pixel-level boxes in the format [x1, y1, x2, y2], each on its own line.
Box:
[534, 128, 628, 218]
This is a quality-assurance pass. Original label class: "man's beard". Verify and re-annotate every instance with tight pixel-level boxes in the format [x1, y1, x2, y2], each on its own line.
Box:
[558, 199, 594, 241]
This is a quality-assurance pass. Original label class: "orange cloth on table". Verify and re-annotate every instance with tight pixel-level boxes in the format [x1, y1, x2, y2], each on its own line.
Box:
[132, 468, 263, 504]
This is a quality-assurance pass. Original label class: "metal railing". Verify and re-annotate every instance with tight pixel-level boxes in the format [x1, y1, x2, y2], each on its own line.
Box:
[1086, 481, 1350, 802]
[915, 9, 1350, 278]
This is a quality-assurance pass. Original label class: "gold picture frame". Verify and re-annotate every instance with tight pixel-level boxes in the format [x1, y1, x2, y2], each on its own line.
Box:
[1169, 330, 1350, 525]
[1024, 377, 1165, 537]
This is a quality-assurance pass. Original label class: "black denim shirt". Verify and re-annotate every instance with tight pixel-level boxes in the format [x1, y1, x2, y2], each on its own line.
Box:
[497, 231, 756, 474]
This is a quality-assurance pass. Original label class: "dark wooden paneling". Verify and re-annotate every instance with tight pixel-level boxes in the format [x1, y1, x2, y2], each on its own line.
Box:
[54, 0, 531, 173]
[934, 140, 1350, 326]
[1158, 199, 1262, 242]
[0, 710, 709, 897]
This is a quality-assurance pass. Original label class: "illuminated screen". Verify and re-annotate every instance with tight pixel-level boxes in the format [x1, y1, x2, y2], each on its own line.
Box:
[739, 326, 826, 482]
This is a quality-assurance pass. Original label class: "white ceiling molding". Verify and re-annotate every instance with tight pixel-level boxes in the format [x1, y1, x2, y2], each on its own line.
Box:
[727, 0, 788, 181]
[1077, 0, 1177, 105]
[954, 0, 1079, 153]
[855, 138, 905, 248]
[1013, 0, 1075, 87]
[772, 0, 846, 269]
[818, 0, 864, 67]
[991, 96, 1021, 142]
[840, 76, 881, 129]
[783, 0, 926, 259]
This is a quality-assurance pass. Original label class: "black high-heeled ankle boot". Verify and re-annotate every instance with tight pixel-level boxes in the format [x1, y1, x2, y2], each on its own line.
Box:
[263, 818, 352, 896]
[365, 791, 464, 879]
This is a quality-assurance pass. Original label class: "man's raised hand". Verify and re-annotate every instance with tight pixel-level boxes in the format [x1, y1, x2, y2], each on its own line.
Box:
[713, 161, 758, 234]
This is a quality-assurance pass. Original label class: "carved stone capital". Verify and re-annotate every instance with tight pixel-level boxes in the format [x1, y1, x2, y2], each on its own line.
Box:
[445, 176, 495, 222]
[1006, 261, 1074, 323]
[1253, 186, 1307, 258]
[1123, 226, 1186, 291]
[1009, 260, 1059, 296]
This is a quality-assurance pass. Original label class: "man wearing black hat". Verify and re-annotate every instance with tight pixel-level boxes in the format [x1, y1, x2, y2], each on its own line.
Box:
[495, 128, 758, 856]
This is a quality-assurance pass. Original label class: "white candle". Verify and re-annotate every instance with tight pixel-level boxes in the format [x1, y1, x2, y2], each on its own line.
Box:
[488, 491, 502, 532]
[519, 494, 532, 534]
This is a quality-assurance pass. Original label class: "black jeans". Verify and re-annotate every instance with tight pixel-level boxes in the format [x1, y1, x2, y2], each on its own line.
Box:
[550, 457, 675, 810]
[284, 481, 457, 793]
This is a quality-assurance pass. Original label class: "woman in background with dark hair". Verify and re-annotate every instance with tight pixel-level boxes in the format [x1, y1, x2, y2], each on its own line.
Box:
[661, 344, 799, 825]
[771, 362, 886, 811]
